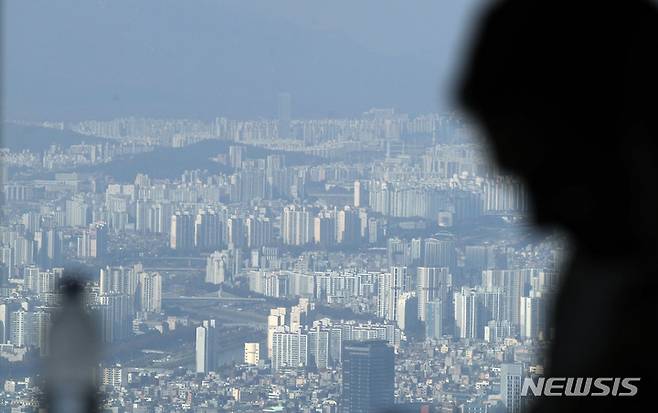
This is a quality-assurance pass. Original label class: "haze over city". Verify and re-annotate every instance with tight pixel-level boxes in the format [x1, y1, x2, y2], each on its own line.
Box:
[1, 1, 565, 412]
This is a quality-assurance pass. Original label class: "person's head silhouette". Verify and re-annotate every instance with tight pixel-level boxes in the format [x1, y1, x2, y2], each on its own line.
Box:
[459, 0, 658, 255]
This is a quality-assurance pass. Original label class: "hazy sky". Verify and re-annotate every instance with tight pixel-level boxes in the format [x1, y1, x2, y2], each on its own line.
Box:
[3, 0, 482, 121]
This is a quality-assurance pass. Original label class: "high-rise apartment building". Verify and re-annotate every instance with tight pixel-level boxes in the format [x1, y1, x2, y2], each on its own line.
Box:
[353, 180, 367, 208]
[88, 222, 108, 259]
[205, 250, 231, 285]
[281, 206, 311, 246]
[196, 319, 217, 374]
[378, 267, 407, 322]
[454, 287, 479, 339]
[194, 209, 223, 250]
[244, 342, 260, 366]
[341, 340, 395, 413]
[422, 237, 456, 270]
[308, 326, 330, 370]
[426, 300, 446, 339]
[267, 307, 287, 359]
[271, 330, 307, 370]
[0, 304, 8, 344]
[313, 211, 336, 247]
[245, 215, 272, 248]
[417, 267, 452, 322]
[229, 145, 244, 168]
[337, 206, 361, 245]
[170, 211, 195, 250]
[137, 272, 162, 314]
[500, 363, 523, 413]
[482, 269, 535, 330]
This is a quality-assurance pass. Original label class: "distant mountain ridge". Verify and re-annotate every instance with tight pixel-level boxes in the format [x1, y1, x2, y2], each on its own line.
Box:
[4, 123, 324, 181]
[70, 139, 322, 181]
[1, 122, 109, 152]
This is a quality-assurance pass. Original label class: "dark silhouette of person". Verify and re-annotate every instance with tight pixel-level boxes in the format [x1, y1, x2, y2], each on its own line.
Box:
[459, 0, 657, 411]
[42, 276, 101, 413]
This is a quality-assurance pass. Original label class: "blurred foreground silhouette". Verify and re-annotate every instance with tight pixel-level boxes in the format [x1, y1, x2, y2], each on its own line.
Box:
[460, 0, 658, 411]
[41, 276, 101, 413]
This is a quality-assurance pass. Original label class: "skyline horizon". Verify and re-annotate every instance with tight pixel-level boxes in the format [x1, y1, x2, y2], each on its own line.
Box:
[3, 0, 480, 122]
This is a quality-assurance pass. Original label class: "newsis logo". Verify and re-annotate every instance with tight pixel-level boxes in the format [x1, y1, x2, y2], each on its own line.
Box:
[521, 377, 640, 397]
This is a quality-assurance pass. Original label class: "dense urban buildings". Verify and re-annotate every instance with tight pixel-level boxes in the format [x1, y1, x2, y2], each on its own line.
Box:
[0, 108, 564, 412]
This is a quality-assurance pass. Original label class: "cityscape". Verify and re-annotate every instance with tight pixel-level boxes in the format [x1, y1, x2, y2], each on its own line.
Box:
[0, 98, 567, 412]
